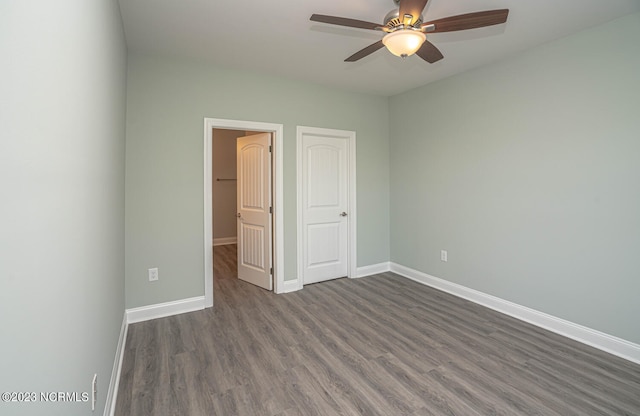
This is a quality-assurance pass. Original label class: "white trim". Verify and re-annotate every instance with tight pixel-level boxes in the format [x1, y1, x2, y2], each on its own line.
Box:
[281, 278, 303, 293]
[347, 131, 357, 281]
[204, 121, 213, 306]
[296, 126, 357, 287]
[356, 262, 390, 278]
[126, 296, 205, 324]
[213, 237, 237, 246]
[390, 262, 640, 365]
[104, 314, 128, 416]
[204, 118, 285, 301]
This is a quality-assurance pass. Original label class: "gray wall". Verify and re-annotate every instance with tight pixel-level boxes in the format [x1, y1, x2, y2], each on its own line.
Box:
[0, 0, 127, 414]
[389, 13, 640, 344]
[212, 129, 239, 241]
[125, 53, 390, 308]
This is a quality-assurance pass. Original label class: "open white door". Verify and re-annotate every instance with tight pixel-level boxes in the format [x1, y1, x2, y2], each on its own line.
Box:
[237, 133, 272, 290]
[299, 131, 352, 285]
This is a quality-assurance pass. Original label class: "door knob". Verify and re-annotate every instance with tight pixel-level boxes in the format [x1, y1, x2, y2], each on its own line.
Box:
[340, 212, 348, 217]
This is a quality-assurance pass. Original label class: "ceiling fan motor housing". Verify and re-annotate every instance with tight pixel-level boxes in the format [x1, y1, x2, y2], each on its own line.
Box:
[384, 9, 424, 31]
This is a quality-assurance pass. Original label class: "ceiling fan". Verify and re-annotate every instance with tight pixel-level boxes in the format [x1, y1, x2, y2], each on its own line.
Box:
[310, 0, 509, 63]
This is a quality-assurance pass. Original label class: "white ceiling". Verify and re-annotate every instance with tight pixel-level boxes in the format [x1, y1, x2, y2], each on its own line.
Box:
[118, 0, 640, 96]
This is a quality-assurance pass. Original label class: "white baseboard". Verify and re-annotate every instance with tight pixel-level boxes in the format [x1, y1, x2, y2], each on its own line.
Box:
[126, 296, 206, 324]
[356, 262, 390, 278]
[104, 313, 128, 416]
[279, 278, 303, 294]
[390, 262, 640, 365]
[213, 237, 237, 246]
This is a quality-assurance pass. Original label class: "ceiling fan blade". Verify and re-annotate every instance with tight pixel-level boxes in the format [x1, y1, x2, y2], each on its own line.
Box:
[422, 9, 509, 33]
[310, 14, 381, 30]
[345, 40, 385, 62]
[399, 0, 430, 25]
[416, 40, 443, 63]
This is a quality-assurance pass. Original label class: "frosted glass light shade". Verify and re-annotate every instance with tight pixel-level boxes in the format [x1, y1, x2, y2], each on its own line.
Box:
[382, 30, 426, 57]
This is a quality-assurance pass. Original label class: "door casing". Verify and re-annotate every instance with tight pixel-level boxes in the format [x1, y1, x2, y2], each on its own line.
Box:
[204, 118, 284, 307]
[296, 126, 357, 285]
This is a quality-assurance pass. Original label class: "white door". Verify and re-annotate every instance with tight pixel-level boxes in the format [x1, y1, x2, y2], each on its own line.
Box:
[237, 133, 272, 290]
[299, 133, 351, 285]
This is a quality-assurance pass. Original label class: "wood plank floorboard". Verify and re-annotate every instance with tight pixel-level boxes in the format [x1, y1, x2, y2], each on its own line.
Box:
[115, 245, 640, 415]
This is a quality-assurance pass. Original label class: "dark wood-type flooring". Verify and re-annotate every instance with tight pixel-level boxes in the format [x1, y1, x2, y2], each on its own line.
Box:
[115, 244, 640, 415]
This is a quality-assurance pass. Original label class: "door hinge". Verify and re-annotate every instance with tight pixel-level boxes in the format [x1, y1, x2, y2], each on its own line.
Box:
[269, 145, 272, 153]
[269, 206, 272, 214]
[270, 267, 273, 275]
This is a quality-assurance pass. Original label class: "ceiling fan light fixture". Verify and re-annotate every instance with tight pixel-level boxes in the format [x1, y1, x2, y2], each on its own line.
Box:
[382, 29, 426, 57]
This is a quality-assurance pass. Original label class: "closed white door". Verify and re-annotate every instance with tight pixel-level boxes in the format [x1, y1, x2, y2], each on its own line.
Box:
[300, 133, 350, 285]
[237, 133, 272, 290]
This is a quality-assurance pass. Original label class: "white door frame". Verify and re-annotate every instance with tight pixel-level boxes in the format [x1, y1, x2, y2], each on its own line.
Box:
[296, 126, 357, 284]
[204, 118, 284, 307]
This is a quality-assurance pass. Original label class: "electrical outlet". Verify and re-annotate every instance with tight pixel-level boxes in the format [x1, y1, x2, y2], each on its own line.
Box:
[148, 268, 159, 281]
[440, 250, 448, 262]
[92, 374, 97, 411]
